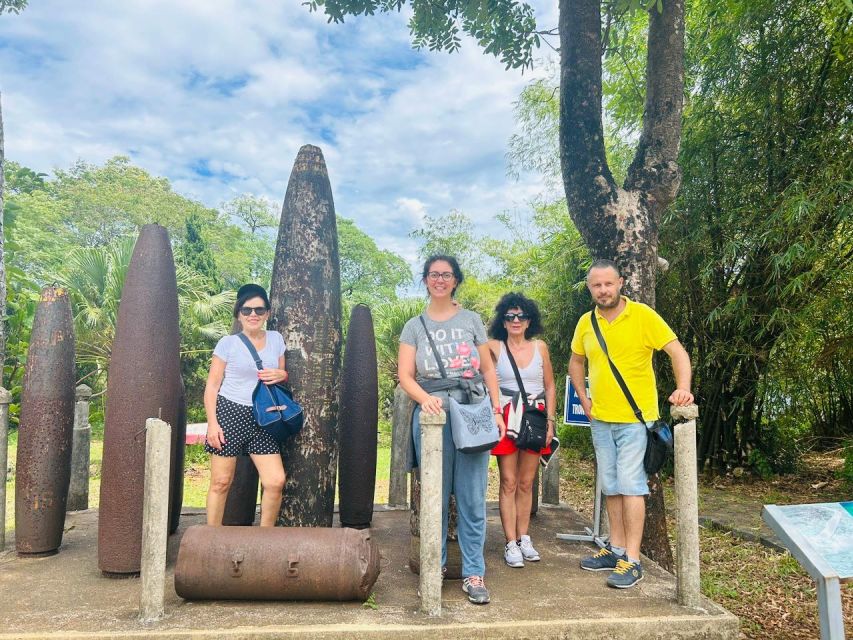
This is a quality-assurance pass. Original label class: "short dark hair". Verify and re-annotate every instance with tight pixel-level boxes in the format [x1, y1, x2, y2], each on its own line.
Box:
[488, 292, 543, 340]
[587, 258, 621, 279]
[234, 283, 271, 318]
[421, 254, 464, 297]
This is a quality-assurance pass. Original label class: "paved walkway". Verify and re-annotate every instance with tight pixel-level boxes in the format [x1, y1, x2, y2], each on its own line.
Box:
[0, 504, 738, 639]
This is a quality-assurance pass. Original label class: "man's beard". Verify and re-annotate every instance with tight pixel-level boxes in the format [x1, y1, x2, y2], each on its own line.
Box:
[595, 294, 621, 310]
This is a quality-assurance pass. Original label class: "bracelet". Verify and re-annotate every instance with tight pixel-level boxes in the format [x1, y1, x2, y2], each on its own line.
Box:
[547, 417, 555, 422]
[492, 406, 502, 415]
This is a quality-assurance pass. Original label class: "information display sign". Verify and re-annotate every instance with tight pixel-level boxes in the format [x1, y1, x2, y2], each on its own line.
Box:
[563, 376, 590, 426]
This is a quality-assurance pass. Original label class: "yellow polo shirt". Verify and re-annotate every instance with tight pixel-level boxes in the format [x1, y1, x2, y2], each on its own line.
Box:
[571, 297, 677, 423]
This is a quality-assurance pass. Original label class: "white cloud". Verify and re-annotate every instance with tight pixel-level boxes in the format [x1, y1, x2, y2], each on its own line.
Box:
[1, 0, 560, 272]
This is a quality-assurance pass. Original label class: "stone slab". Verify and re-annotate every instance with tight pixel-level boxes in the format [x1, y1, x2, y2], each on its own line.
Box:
[0, 504, 738, 639]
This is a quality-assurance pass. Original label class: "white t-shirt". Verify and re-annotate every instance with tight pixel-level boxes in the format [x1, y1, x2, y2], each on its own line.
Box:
[213, 331, 286, 406]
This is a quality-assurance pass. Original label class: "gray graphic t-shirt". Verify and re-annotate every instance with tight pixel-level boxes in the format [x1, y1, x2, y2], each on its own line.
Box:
[399, 309, 488, 380]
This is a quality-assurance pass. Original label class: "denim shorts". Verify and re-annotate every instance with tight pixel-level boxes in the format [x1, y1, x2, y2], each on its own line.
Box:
[590, 419, 649, 496]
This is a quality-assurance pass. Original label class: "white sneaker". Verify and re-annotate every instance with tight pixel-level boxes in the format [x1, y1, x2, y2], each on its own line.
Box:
[518, 535, 540, 562]
[504, 540, 524, 567]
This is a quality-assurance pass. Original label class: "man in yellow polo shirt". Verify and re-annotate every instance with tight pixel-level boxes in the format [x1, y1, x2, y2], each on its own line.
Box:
[569, 259, 693, 588]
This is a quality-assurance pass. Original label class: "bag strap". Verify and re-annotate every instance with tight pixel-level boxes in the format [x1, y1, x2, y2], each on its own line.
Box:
[236, 332, 264, 372]
[589, 312, 646, 424]
[419, 315, 448, 379]
[502, 341, 530, 406]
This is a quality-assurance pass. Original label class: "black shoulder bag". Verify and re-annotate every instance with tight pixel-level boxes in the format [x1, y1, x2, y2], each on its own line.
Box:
[503, 342, 548, 452]
[589, 313, 673, 475]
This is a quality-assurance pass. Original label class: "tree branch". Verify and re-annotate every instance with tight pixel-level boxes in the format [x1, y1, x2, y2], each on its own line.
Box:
[624, 0, 685, 212]
[559, 0, 617, 236]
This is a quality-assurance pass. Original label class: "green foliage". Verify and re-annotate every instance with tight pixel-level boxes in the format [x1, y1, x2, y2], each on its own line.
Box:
[0, 0, 27, 15]
[176, 211, 223, 294]
[307, 0, 539, 69]
[841, 440, 853, 488]
[339, 216, 412, 306]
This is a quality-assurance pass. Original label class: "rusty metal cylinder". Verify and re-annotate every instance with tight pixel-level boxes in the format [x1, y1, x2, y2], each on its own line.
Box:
[168, 382, 187, 535]
[338, 304, 378, 529]
[98, 224, 182, 575]
[175, 524, 380, 601]
[15, 286, 76, 556]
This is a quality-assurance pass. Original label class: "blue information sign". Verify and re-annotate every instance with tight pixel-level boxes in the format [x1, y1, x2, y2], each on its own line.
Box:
[563, 376, 591, 426]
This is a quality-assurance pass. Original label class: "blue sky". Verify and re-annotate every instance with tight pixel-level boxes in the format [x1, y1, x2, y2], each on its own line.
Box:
[0, 0, 559, 264]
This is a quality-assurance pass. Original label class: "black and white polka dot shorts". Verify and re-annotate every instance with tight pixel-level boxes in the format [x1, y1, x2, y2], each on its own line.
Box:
[205, 395, 280, 457]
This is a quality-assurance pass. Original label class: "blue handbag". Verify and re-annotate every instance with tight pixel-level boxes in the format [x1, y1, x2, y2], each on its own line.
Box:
[237, 333, 304, 442]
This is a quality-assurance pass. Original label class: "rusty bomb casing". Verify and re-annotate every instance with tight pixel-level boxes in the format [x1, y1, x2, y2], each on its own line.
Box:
[15, 286, 76, 556]
[269, 144, 342, 527]
[337, 304, 378, 529]
[222, 455, 259, 526]
[168, 380, 187, 535]
[174, 525, 380, 601]
[98, 224, 183, 576]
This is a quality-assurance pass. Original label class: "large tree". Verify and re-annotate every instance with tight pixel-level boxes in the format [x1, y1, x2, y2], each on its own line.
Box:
[310, 0, 685, 569]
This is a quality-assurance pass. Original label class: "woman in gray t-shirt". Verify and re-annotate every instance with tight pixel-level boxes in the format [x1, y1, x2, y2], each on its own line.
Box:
[203, 284, 288, 527]
[398, 255, 505, 605]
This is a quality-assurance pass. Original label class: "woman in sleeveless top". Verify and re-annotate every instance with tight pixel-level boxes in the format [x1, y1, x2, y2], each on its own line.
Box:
[487, 292, 557, 568]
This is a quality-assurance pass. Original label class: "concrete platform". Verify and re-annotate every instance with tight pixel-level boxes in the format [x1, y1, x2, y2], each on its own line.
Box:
[0, 504, 738, 639]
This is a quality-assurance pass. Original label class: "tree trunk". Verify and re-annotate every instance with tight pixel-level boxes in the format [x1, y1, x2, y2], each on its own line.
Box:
[559, 0, 685, 572]
[270, 144, 342, 527]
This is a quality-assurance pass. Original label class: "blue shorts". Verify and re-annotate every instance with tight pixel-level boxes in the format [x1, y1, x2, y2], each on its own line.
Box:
[590, 419, 649, 496]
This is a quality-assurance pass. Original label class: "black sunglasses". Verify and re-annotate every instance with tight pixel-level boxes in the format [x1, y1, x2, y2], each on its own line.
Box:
[239, 306, 269, 317]
[503, 313, 530, 322]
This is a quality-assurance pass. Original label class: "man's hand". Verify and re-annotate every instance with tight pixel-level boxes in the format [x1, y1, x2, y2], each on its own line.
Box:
[579, 396, 593, 420]
[668, 388, 694, 406]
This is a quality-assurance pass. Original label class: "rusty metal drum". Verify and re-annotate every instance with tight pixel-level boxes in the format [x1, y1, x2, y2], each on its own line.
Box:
[338, 304, 378, 529]
[174, 525, 380, 601]
[15, 286, 76, 556]
[98, 224, 182, 575]
[168, 380, 187, 535]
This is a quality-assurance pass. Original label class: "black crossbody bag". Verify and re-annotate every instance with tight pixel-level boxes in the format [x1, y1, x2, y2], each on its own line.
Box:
[589, 313, 673, 474]
[503, 342, 548, 452]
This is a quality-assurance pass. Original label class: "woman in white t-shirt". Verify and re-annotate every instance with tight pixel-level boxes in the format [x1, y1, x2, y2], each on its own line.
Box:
[487, 292, 557, 568]
[203, 284, 289, 526]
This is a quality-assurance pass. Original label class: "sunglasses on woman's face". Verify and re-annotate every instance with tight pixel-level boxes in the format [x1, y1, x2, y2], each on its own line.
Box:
[503, 313, 530, 322]
[239, 306, 269, 317]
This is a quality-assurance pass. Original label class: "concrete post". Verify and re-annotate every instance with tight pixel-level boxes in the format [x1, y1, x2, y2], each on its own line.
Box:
[672, 404, 701, 608]
[67, 385, 92, 512]
[0, 387, 11, 551]
[139, 418, 171, 623]
[418, 410, 445, 617]
[389, 385, 413, 509]
[542, 452, 560, 505]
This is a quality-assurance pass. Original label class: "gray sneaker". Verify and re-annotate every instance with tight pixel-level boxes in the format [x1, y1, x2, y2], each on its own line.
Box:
[504, 540, 524, 567]
[462, 576, 490, 604]
[607, 559, 644, 588]
[518, 535, 540, 562]
[580, 545, 625, 571]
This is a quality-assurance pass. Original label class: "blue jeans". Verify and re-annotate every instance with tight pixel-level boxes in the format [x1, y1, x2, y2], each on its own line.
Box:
[413, 406, 490, 578]
[590, 419, 649, 496]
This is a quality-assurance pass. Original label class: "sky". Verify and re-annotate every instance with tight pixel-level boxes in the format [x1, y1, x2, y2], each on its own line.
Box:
[0, 0, 559, 264]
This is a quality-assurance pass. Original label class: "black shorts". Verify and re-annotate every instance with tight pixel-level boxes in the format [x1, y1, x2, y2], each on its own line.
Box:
[205, 395, 280, 457]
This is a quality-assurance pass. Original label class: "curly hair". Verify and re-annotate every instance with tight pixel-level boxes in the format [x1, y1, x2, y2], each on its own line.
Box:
[487, 292, 543, 340]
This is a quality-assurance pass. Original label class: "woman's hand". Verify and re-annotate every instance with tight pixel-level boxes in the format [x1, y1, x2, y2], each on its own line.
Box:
[420, 395, 444, 415]
[206, 420, 226, 450]
[258, 368, 288, 384]
[546, 420, 555, 448]
[496, 412, 506, 440]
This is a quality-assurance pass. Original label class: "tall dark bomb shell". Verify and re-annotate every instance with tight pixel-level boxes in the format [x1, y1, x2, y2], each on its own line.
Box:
[15, 286, 76, 556]
[270, 144, 342, 527]
[337, 304, 378, 529]
[98, 224, 182, 575]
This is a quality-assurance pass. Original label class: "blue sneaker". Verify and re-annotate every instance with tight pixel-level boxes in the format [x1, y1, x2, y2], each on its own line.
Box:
[580, 545, 625, 571]
[607, 559, 644, 588]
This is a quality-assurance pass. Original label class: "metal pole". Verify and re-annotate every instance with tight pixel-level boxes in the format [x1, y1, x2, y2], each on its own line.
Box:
[0, 386, 11, 551]
[418, 410, 445, 617]
[67, 385, 92, 512]
[389, 385, 412, 509]
[672, 403, 700, 608]
[139, 418, 171, 623]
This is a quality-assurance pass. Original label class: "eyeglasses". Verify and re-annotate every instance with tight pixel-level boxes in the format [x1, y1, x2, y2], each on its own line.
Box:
[239, 306, 269, 317]
[503, 313, 530, 322]
[427, 271, 455, 281]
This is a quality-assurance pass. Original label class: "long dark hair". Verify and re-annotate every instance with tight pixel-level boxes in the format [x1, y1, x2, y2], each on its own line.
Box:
[488, 292, 543, 340]
[421, 254, 464, 297]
